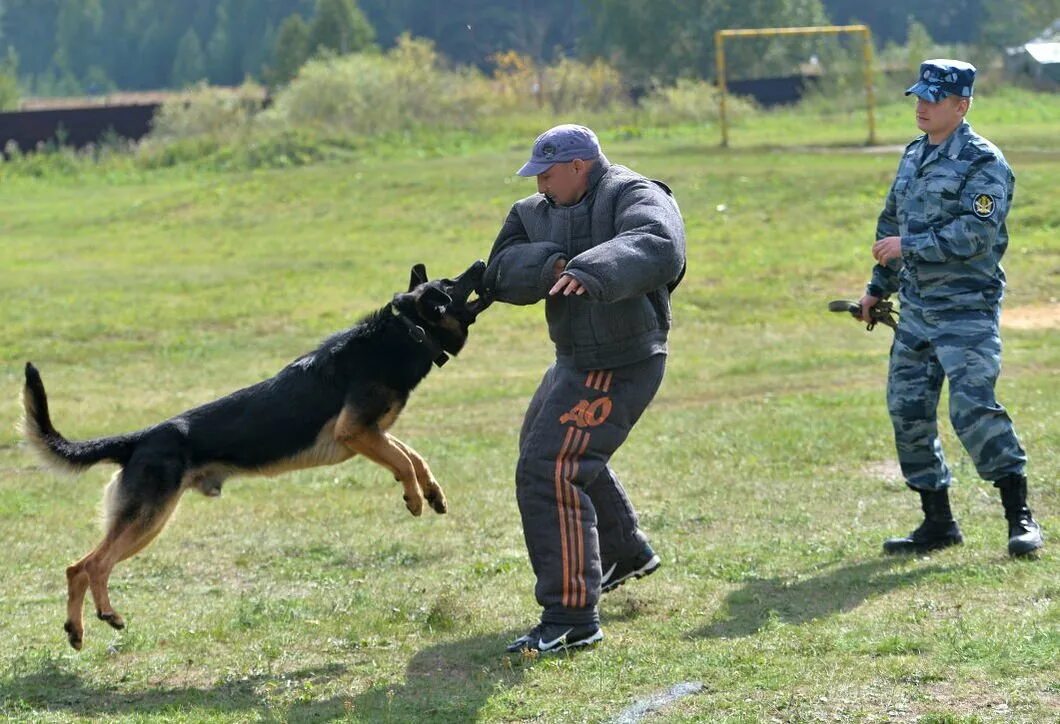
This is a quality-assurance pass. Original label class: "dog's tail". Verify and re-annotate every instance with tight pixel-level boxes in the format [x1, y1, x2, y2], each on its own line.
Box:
[21, 362, 136, 473]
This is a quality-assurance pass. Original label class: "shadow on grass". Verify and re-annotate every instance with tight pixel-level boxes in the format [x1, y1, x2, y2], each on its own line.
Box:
[692, 557, 951, 639]
[2, 632, 540, 722]
[292, 632, 534, 723]
[0, 657, 345, 719]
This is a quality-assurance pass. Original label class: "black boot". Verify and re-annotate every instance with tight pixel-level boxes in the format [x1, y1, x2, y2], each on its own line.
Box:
[996, 474, 1044, 556]
[883, 488, 963, 554]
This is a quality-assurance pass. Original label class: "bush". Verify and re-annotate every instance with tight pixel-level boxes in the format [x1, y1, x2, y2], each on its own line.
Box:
[0, 139, 83, 178]
[488, 51, 629, 115]
[798, 48, 881, 115]
[639, 79, 756, 126]
[262, 35, 488, 135]
[543, 57, 628, 113]
[145, 80, 266, 143]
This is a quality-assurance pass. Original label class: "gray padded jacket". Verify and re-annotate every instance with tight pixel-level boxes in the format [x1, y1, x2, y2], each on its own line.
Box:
[483, 157, 686, 369]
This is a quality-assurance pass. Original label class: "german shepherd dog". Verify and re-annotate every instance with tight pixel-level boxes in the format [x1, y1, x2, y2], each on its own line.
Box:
[21, 260, 491, 650]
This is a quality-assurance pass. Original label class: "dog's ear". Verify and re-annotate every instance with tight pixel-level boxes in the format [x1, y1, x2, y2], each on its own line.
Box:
[408, 263, 429, 292]
[417, 286, 452, 322]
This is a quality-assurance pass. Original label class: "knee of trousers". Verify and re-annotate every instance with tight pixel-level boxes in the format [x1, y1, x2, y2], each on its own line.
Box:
[887, 384, 937, 422]
[515, 449, 557, 488]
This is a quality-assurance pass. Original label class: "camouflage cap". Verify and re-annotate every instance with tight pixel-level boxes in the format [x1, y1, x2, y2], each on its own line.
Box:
[905, 59, 976, 102]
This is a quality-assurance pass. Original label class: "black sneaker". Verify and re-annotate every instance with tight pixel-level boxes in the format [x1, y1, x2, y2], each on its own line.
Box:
[505, 621, 603, 653]
[601, 543, 661, 593]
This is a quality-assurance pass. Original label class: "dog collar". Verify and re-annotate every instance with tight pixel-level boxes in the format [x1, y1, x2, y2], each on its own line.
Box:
[389, 304, 449, 367]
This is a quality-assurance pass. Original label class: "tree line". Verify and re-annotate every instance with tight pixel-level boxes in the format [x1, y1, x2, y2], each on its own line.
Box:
[0, 0, 1054, 99]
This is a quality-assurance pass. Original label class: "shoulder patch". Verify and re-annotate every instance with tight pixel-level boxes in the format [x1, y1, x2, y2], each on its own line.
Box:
[972, 193, 995, 218]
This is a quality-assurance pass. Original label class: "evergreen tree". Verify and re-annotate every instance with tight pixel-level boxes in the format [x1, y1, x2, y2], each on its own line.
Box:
[584, 0, 832, 83]
[0, 46, 19, 110]
[905, 20, 935, 74]
[981, 0, 1060, 47]
[172, 28, 207, 87]
[307, 0, 374, 56]
[269, 13, 310, 85]
[821, 0, 983, 46]
[206, 2, 237, 84]
[53, 0, 106, 89]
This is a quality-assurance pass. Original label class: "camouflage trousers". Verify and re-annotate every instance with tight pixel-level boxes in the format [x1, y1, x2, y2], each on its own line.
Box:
[887, 304, 1026, 491]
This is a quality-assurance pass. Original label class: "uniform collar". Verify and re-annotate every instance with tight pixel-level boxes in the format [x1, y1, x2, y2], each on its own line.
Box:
[918, 121, 973, 168]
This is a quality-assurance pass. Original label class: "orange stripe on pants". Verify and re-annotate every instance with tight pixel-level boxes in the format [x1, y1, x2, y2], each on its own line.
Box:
[553, 426, 576, 608]
[570, 429, 591, 607]
[560, 429, 583, 608]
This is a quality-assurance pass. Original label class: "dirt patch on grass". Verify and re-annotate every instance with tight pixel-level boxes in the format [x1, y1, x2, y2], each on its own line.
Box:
[921, 680, 1050, 720]
[1002, 303, 1060, 330]
[862, 460, 903, 483]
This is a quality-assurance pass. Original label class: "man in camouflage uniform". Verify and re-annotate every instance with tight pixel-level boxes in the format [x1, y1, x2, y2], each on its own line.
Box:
[860, 59, 1043, 556]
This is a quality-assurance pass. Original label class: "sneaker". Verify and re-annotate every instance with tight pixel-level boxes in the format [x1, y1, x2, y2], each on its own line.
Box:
[601, 543, 661, 593]
[505, 621, 603, 653]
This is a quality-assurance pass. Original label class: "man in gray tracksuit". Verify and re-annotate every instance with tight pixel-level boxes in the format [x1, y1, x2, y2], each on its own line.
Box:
[482, 124, 686, 653]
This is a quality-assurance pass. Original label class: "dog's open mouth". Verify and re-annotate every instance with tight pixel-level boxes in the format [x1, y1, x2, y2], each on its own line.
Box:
[449, 260, 491, 317]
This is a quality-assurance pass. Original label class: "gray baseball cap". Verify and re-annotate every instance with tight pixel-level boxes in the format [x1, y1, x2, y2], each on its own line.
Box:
[516, 124, 601, 176]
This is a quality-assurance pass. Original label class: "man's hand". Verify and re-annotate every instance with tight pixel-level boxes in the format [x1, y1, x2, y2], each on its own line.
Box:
[548, 258, 586, 296]
[550, 274, 586, 296]
[872, 236, 902, 265]
[858, 294, 881, 324]
[552, 257, 567, 282]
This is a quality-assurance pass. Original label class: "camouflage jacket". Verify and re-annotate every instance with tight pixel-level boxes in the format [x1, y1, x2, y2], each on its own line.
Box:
[868, 121, 1014, 311]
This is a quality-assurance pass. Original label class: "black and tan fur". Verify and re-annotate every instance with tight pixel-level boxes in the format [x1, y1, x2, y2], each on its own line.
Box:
[21, 261, 491, 650]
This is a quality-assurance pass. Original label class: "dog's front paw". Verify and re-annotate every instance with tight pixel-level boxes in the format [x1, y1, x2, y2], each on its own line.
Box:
[64, 620, 83, 651]
[403, 492, 423, 517]
[425, 484, 448, 515]
[97, 610, 125, 630]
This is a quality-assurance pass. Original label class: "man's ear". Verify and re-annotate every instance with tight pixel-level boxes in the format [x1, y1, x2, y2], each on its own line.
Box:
[417, 286, 452, 322]
[408, 263, 429, 292]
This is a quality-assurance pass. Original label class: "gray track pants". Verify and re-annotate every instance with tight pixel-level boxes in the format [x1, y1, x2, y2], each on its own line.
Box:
[516, 353, 666, 626]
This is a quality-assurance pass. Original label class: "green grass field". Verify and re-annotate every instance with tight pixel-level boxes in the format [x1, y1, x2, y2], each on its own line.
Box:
[1, 94, 1057, 722]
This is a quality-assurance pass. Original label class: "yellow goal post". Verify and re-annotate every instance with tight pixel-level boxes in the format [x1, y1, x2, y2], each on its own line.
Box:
[715, 24, 877, 146]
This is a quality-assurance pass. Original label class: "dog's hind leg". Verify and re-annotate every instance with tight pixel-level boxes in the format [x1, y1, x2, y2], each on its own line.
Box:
[66, 520, 152, 648]
[389, 437, 447, 515]
[341, 430, 424, 516]
[64, 452, 184, 650]
[89, 490, 182, 629]
[64, 470, 123, 650]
